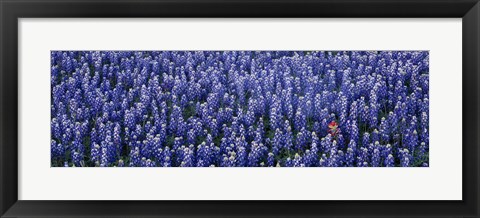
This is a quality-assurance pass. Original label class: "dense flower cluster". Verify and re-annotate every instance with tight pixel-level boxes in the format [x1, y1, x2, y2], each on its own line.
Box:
[51, 51, 429, 167]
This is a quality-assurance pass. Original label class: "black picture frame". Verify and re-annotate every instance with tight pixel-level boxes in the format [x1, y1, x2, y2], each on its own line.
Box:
[1, 0, 479, 217]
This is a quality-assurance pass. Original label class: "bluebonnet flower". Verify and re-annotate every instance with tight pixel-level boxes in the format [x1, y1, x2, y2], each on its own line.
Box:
[385, 154, 395, 167]
[293, 153, 304, 167]
[357, 147, 370, 167]
[267, 152, 275, 167]
[51, 51, 428, 167]
[399, 148, 411, 167]
[371, 148, 381, 167]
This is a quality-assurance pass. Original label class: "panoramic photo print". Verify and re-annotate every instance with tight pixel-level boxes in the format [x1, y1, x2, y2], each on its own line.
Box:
[51, 51, 429, 167]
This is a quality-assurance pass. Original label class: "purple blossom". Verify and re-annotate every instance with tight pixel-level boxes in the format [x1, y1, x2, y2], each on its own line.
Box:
[51, 51, 429, 167]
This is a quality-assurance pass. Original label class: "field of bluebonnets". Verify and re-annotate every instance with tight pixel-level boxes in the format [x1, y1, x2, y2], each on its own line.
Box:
[51, 51, 429, 167]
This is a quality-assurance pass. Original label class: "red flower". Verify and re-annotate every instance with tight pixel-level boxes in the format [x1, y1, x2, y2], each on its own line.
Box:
[328, 121, 338, 129]
[328, 121, 339, 136]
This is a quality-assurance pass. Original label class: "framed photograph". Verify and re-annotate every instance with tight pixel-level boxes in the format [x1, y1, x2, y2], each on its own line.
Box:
[1, 0, 479, 217]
